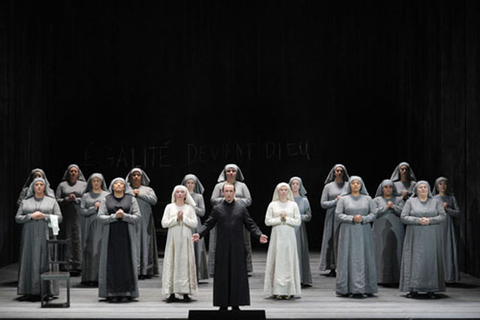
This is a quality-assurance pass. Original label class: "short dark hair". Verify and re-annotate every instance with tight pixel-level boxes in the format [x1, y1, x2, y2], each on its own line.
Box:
[222, 183, 236, 192]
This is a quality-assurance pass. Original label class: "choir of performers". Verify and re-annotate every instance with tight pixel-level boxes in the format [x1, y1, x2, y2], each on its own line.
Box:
[55, 164, 87, 274]
[79, 173, 109, 285]
[16, 178, 62, 300]
[319, 164, 350, 277]
[97, 178, 141, 302]
[181, 174, 209, 281]
[335, 176, 377, 297]
[399, 181, 446, 299]
[209, 164, 253, 276]
[161, 185, 198, 303]
[264, 182, 302, 300]
[126, 168, 159, 279]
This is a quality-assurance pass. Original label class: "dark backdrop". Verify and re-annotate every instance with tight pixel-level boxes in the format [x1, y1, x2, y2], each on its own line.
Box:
[1, 0, 479, 277]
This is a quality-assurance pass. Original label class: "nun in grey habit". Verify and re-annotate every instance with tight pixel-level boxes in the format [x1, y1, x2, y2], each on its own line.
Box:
[182, 174, 209, 281]
[209, 164, 253, 275]
[432, 177, 461, 283]
[319, 164, 350, 276]
[390, 162, 417, 200]
[17, 168, 54, 205]
[335, 176, 377, 297]
[16, 178, 62, 299]
[126, 168, 159, 279]
[289, 176, 312, 287]
[399, 181, 446, 299]
[55, 164, 87, 272]
[372, 179, 405, 286]
[79, 173, 109, 284]
[97, 178, 141, 302]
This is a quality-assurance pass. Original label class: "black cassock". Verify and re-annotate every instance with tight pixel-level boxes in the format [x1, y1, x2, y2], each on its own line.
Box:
[198, 200, 263, 307]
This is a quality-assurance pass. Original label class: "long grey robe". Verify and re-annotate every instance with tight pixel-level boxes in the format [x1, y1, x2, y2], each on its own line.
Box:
[16, 195, 62, 296]
[131, 185, 159, 277]
[336, 193, 377, 295]
[372, 196, 405, 284]
[191, 192, 209, 280]
[56, 179, 87, 271]
[434, 194, 461, 283]
[79, 190, 109, 283]
[399, 196, 446, 293]
[97, 193, 141, 298]
[319, 181, 348, 271]
[198, 200, 263, 307]
[294, 196, 312, 286]
[209, 180, 253, 275]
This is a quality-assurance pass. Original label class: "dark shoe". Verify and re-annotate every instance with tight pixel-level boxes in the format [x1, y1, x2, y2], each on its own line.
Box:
[166, 294, 176, 303]
[426, 292, 437, 299]
[406, 291, 418, 299]
[328, 270, 336, 277]
[336, 292, 351, 297]
[219, 307, 228, 311]
[107, 296, 118, 303]
[183, 294, 191, 302]
[231, 306, 241, 311]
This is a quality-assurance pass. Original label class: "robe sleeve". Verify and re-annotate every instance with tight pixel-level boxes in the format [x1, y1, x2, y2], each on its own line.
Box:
[16, 188, 28, 205]
[285, 203, 302, 227]
[197, 207, 218, 238]
[362, 197, 376, 224]
[392, 197, 405, 217]
[236, 184, 252, 207]
[335, 197, 354, 224]
[56, 184, 67, 203]
[428, 199, 447, 225]
[44, 201, 63, 223]
[372, 198, 388, 218]
[446, 196, 461, 218]
[161, 204, 179, 228]
[265, 203, 282, 226]
[210, 184, 224, 206]
[97, 198, 118, 224]
[320, 185, 338, 209]
[400, 199, 420, 225]
[302, 198, 312, 222]
[194, 195, 206, 218]
[15, 202, 32, 223]
[79, 194, 96, 217]
[182, 206, 198, 229]
[136, 187, 158, 206]
[122, 197, 141, 224]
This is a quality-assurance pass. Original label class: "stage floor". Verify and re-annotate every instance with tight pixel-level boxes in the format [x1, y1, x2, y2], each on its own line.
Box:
[1, 250, 479, 319]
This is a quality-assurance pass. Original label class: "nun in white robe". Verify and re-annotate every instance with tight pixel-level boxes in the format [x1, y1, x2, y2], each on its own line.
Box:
[97, 178, 141, 301]
[161, 185, 198, 301]
[399, 181, 446, 298]
[335, 176, 377, 297]
[372, 179, 405, 285]
[264, 182, 302, 299]
[79, 173, 109, 284]
[126, 168, 159, 278]
[390, 162, 417, 200]
[319, 164, 350, 274]
[16, 178, 62, 298]
[289, 176, 312, 287]
[182, 174, 209, 281]
[432, 177, 461, 283]
[209, 164, 253, 275]
[17, 168, 54, 205]
[55, 164, 87, 272]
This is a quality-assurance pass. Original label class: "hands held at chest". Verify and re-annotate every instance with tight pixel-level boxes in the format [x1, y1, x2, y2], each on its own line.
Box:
[68, 193, 77, 202]
[31, 211, 45, 220]
[133, 189, 140, 197]
[419, 217, 430, 225]
[94, 201, 101, 212]
[177, 211, 184, 221]
[280, 212, 287, 222]
[115, 208, 124, 219]
[353, 214, 363, 223]
[386, 201, 394, 209]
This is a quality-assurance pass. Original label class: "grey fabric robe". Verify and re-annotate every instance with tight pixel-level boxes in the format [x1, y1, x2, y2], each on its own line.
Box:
[97, 191, 141, 298]
[16, 193, 62, 296]
[399, 193, 446, 293]
[191, 192, 209, 280]
[198, 200, 263, 307]
[209, 180, 253, 275]
[79, 190, 109, 283]
[294, 196, 312, 286]
[335, 193, 378, 295]
[434, 194, 461, 283]
[56, 170, 87, 271]
[372, 195, 405, 284]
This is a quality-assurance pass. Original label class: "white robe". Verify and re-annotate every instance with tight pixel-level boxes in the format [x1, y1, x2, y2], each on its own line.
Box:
[264, 200, 302, 297]
[161, 203, 198, 295]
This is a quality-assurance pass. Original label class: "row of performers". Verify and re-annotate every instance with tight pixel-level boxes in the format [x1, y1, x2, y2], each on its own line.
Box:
[15, 162, 460, 306]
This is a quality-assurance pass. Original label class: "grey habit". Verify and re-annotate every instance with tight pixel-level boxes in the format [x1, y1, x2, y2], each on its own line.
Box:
[17, 168, 54, 205]
[126, 168, 159, 277]
[182, 174, 209, 280]
[16, 178, 63, 296]
[79, 173, 109, 283]
[319, 164, 350, 271]
[372, 179, 405, 285]
[209, 164, 253, 275]
[432, 177, 461, 283]
[97, 178, 141, 299]
[399, 181, 446, 293]
[335, 176, 377, 295]
[289, 177, 312, 286]
[55, 164, 87, 271]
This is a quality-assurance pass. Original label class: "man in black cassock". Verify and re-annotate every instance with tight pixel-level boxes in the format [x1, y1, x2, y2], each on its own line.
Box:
[193, 183, 268, 311]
